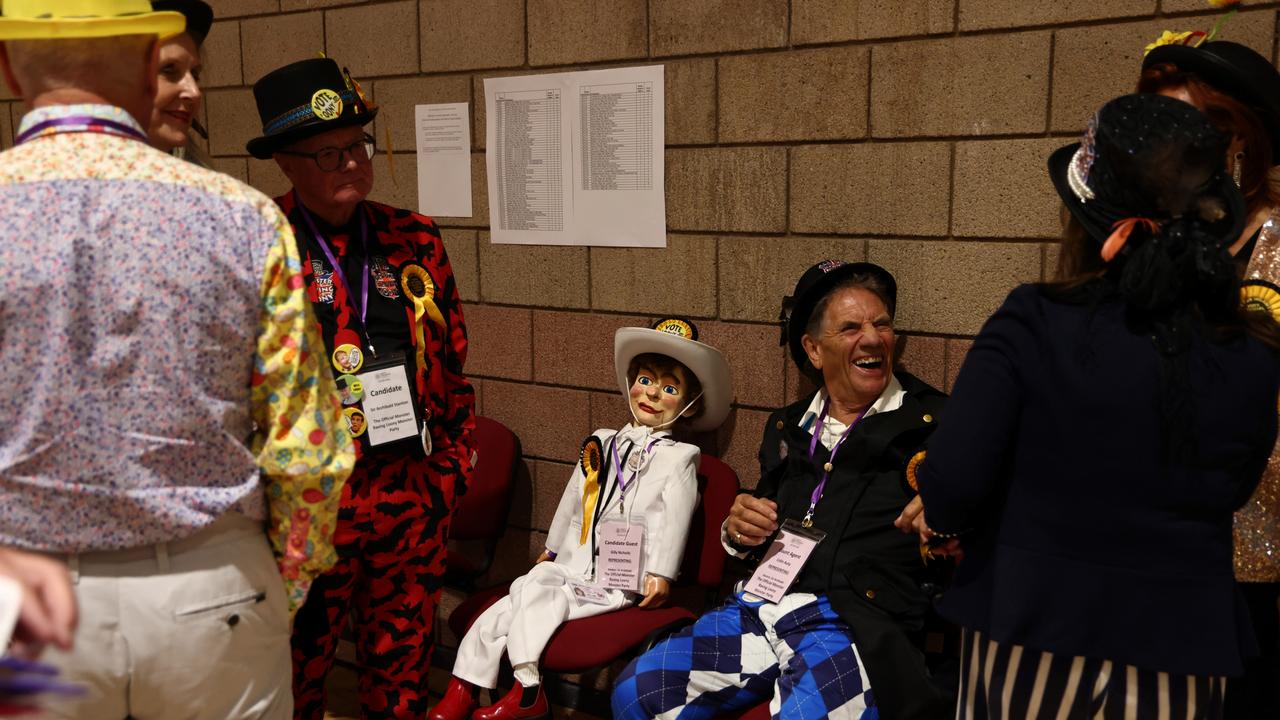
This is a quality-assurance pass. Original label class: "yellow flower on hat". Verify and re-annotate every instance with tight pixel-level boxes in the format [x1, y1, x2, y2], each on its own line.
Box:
[1144, 30, 1199, 56]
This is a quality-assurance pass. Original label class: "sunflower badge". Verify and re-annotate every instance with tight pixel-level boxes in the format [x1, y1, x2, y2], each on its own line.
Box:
[1143, 0, 1243, 57]
[399, 263, 446, 328]
[1241, 280, 1280, 323]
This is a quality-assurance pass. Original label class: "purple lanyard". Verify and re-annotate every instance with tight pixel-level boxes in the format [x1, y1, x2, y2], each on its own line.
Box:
[295, 192, 375, 354]
[802, 399, 869, 527]
[15, 115, 148, 145]
[611, 435, 662, 511]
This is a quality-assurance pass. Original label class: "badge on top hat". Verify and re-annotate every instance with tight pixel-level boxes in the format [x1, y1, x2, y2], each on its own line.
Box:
[246, 57, 378, 159]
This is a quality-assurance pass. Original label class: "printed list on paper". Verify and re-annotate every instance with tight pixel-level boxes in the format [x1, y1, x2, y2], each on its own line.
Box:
[484, 65, 666, 247]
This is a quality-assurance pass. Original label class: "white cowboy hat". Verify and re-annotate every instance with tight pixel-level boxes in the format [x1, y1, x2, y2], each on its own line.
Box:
[614, 318, 733, 433]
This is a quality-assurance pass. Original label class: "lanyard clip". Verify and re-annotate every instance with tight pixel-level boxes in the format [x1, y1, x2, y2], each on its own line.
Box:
[801, 511, 815, 529]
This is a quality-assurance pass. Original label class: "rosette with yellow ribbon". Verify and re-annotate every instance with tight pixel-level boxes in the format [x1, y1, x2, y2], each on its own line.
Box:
[579, 436, 604, 545]
[399, 264, 445, 425]
[400, 263, 445, 328]
[1242, 280, 1280, 323]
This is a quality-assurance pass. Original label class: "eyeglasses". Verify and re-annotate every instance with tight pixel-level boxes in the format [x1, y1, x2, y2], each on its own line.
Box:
[278, 134, 375, 172]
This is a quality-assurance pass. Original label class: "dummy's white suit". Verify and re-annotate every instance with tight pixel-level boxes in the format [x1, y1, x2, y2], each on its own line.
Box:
[451, 424, 699, 688]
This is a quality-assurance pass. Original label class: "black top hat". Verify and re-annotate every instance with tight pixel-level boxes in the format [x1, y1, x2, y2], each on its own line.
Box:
[1143, 41, 1280, 164]
[152, 0, 212, 45]
[1048, 94, 1244, 253]
[781, 260, 897, 370]
[247, 58, 377, 159]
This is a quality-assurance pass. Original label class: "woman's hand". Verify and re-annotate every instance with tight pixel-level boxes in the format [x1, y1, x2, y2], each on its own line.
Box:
[727, 493, 778, 547]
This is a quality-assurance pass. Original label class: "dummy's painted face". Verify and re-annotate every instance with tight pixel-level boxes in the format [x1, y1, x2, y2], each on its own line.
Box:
[802, 286, 896, 409]
[629, 363, 691, 429]
[148, 33, 202, 151]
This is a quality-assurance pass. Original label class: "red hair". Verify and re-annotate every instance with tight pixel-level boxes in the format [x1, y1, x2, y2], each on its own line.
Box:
[1138, 62, 1280, 220]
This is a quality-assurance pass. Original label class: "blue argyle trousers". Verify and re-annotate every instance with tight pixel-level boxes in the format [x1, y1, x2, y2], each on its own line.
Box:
[612, 592, 877, 720]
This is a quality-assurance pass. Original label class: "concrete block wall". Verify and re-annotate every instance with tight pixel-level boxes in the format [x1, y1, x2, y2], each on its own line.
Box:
[2, 0, 1274, 662]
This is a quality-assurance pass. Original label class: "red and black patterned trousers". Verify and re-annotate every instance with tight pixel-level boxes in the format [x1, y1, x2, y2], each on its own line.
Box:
[291, 452, 454, 720]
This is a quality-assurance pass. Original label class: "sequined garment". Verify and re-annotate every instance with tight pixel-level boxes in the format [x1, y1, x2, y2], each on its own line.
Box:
[1238, 212, 1280, 582]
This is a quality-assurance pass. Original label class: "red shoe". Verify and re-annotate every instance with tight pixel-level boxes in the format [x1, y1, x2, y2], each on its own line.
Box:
[470, 682, 549, 720]
[429, 677, 478, 720]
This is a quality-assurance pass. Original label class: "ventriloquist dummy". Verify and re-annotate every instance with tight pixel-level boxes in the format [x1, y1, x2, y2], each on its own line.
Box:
[429, 318, 733, 720]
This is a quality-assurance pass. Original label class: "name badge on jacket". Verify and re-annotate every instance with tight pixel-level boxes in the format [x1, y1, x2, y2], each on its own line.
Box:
[744, 519, 825, 603]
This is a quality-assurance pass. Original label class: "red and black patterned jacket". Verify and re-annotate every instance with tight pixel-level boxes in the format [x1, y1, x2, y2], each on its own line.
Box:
[277, 192, 475, 507]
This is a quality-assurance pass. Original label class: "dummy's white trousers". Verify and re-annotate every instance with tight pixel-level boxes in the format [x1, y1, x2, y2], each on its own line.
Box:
[452, 561, 631, 688]
[37, 513, 291, 720]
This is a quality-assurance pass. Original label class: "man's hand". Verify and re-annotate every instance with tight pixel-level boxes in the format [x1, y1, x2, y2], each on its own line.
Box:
[727, 493, 778, 547]
[894, 495, 927, 539]
[895, 496, 964, 561]
[535, 550, 553, 564]
[638, 575, 670, 608]
[0, 547, 77, 654]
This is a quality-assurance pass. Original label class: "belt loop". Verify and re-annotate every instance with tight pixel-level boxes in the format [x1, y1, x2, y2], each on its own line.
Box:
[67, 553, 80, 585]
[155, 542, 170, 572]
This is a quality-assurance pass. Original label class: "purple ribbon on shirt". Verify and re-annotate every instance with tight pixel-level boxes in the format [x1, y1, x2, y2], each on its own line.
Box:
[802, 399, 869, 527]
[294, 191, 375, 352]
[14, 115, 148, 145]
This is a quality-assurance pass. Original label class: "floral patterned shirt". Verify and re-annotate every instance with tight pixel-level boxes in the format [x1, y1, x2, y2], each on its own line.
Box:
[0, 105, 354, 613]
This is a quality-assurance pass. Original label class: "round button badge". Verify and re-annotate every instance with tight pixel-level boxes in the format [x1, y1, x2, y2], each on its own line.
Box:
[336, 375, 364, 406]
[332, 344, 363, 374]
[343, 408, 367, 437]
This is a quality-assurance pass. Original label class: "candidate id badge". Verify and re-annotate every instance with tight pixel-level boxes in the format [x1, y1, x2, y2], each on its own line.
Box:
[596, 517, 645, 594]
[743, 519, 826, 603]
[356, 352, 422, 447]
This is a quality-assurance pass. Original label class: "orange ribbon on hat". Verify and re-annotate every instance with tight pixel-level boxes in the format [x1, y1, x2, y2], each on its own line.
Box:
[1100, 217, 1161, 262]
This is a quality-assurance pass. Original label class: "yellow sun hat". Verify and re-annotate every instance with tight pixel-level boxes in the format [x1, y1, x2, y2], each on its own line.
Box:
[0, 0, 185, 40]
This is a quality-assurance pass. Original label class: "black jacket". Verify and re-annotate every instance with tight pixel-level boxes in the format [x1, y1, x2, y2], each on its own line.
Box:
[745, 371, 951, 720]
[920, 284, 1280, 677]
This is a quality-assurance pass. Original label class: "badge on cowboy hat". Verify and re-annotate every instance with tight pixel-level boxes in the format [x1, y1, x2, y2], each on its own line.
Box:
[613, 318, 733, 432]
[0, 0, 185, 40]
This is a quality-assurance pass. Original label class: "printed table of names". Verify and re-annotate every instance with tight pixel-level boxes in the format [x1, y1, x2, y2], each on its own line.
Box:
[494, 88, 564, 231]
[579, 82, 653, 191]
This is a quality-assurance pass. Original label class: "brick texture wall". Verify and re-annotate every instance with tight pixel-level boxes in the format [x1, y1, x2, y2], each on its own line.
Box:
[4, 0, 1273, 654]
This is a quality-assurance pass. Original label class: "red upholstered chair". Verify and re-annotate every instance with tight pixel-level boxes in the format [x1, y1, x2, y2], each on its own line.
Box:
[446, 453, 740, 711]
[444, 415, 521, 590]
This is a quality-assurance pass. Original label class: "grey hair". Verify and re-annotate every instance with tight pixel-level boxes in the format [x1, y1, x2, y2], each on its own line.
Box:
[7, 35, 153, 99]
[803, 271, 896, 340]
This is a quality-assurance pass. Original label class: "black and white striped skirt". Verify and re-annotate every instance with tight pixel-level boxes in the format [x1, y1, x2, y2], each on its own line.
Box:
[957, 628, 1227, 719]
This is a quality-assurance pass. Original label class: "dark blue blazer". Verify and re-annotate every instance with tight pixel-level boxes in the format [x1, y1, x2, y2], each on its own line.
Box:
[918, 284, 1280, 677]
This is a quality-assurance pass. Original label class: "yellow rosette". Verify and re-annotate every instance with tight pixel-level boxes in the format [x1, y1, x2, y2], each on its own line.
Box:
[400, 263, 446, 328]
[1242, 280, 1280, 323]
[579, 437, 604, 545]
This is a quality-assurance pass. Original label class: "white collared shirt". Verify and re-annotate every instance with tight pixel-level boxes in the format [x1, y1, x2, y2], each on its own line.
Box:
[799, 373, 906, 450]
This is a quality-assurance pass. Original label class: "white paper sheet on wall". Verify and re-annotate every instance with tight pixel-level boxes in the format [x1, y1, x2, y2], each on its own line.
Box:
[484, 65, 666, 247]
[415, 102, 473, 218]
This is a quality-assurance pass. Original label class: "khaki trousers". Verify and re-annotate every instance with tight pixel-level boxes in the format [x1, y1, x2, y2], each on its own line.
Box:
[36, 513, 292, 720]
